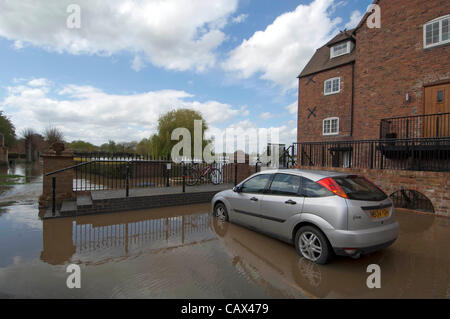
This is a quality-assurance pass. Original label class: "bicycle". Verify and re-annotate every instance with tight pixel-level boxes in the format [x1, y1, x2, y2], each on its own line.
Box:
[185, 163, 223, 186]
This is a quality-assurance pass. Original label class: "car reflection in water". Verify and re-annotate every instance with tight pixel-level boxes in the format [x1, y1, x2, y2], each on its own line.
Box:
[211, 210, 449, 299]
[39, 203, 449, 298]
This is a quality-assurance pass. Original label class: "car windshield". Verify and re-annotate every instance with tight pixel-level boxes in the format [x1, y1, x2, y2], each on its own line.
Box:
[333, 176, 387, 201]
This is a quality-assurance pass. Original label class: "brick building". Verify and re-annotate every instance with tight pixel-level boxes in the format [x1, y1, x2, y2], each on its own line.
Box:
[293, 0, 449, 215]
[298, 0, 450, 142]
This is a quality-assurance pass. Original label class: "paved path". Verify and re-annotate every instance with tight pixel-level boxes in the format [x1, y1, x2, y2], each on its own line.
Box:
[91, 183, 234, 200]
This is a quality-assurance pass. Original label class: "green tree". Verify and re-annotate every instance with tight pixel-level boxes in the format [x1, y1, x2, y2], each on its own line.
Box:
[136, 138, 153, 155]
[117, 141, 137, 153]
[0, 111, 16, 148]
[150, 109, 210, 158]
[99, 140, 120, 153]
[67, 140, 98, 152]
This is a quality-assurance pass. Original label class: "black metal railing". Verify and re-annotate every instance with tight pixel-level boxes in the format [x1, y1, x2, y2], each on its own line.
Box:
[45, 152, 259, 214]
[72, 153, 242, 192]
[281, 144, 298, 168]
[266, 144, 298, 168]
[298, 138, 450, 172]
[380, 112, 450, 139]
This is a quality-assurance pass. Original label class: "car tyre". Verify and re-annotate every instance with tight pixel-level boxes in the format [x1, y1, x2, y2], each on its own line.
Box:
[214, 202, 229, 222]
[295, 226, 333, 265]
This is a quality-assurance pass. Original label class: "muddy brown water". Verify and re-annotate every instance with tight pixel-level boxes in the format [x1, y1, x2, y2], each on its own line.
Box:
[0, 162, 449, 298]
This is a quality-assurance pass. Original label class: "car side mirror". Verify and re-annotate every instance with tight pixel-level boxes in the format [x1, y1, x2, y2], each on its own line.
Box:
[233, 186, 242, 193]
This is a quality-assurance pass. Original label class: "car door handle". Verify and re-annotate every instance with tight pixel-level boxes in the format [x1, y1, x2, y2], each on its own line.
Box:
[250, 197, 259, 202]
[285, 200, 297, 205]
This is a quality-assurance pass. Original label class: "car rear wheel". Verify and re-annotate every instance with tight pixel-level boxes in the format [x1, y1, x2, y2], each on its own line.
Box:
[214, 202, 229, 222]
[295, 226, 332, 265]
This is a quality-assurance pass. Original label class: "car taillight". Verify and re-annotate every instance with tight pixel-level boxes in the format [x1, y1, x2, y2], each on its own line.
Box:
[317, 177, 348, 199]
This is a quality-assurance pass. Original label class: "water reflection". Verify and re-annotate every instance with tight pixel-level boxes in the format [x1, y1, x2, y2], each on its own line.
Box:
[41, 206, 216, 265]
[211, 212, 450, 299]
[0, 162, 42, 204]
[0, 162, 448, 298]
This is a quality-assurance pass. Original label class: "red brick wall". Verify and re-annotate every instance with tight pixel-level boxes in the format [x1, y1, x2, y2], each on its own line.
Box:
[297, 166, 450, 217]
[298, 63, 354, 142]
[40, 152, 75, 207]
[297, 0, 450, 142]
[353, 0, 450, 139]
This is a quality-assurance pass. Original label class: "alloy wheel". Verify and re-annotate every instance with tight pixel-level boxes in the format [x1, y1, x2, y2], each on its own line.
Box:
[299, 232, 322, 262]
[215, 205, 227, 221]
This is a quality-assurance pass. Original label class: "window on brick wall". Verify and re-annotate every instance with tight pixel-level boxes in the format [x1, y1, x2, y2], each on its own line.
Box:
[330, 41, 353, 58]
[323, 117, 339, 136]
[424, 15, 450, 49]
[324, 77, 340, 95]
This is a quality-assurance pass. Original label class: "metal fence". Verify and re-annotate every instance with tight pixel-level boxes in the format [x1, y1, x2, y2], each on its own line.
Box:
[297, 138, 450, 172]
[380, 112, 450, 139]
[72, 152, 243, 193]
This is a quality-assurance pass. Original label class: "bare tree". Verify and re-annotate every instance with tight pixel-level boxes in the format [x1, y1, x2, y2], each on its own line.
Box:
[43, 126, 64, 147]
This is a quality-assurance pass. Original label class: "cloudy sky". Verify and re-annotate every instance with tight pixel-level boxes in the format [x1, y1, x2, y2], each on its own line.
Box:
[0, 0, 371, 147]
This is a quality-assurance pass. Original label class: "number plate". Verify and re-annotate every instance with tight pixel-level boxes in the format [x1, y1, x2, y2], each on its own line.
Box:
[370, 208, 390, 219]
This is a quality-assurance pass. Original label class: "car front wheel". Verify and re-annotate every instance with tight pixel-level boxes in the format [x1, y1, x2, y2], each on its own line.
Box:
[295, 226, 333, 265]
[214, 202, 229, 222]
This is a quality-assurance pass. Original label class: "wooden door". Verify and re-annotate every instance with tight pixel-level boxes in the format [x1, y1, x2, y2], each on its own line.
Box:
[424, 83, 450, 137]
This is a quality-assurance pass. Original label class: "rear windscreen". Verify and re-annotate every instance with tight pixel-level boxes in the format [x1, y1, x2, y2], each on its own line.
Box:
[333, 176, 387, 201]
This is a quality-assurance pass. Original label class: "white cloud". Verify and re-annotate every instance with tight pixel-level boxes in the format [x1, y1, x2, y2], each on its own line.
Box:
[27, 78, 51, 87]
[131, 56, 145, 72]
[223, 0, 344, 90]
[260, 112, 273, 120]
[232, 14, 249, 24]
[13, 40, 24, 50]
[286, 101, 297, 115]
[0, 0, 238, 72]
[1, 78, 241, 144]
[345, 10, 363, 30]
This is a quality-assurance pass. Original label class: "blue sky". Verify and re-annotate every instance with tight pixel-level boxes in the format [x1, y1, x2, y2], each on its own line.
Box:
[0, 0, 372, 146]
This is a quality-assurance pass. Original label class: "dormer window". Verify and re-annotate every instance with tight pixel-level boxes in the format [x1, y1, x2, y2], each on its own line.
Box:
[330, 41, 353, 58]
[424, 15, 450, 48]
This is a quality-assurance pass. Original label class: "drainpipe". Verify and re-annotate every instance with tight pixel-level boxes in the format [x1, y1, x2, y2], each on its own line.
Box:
[350, 62, 355, 137]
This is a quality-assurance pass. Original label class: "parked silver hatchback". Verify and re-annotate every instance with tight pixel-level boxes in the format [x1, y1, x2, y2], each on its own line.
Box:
[211, 169, 399, 264]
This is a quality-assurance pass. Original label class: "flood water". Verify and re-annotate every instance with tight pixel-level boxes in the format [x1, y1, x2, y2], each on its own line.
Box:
[0, 162, 449, 298]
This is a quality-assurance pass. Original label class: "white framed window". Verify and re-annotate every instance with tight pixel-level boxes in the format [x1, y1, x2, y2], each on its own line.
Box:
[323, 117, 339, 136]
[424, 15, 450, 49]
[324, 77, 341, 95]
[330, 41, 353, 58]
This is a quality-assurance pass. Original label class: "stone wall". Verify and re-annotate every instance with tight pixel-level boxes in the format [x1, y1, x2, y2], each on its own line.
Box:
[224, 163, 259, 184]
[40, 150, 75, 207]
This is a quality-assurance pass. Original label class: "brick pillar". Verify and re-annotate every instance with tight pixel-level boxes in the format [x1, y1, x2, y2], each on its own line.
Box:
[39, 148, 75, 208]
[0, 133, 8, 165]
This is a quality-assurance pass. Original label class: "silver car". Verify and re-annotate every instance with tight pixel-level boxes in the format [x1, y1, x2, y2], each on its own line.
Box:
[211, 169, 399, 264]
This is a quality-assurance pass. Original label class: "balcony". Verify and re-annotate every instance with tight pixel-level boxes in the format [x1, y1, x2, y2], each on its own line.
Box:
[380, 112, 450, 139]
[295, 138, 450, 172]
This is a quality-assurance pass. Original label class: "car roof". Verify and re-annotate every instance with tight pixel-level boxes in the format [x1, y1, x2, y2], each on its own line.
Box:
[256, 169, 350, 182]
